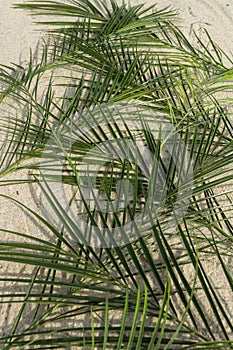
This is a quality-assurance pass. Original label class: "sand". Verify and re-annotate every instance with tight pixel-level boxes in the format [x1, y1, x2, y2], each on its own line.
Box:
[0, 0, 233, 342]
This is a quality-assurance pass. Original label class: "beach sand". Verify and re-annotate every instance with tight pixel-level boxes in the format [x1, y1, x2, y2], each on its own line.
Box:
[0, 0, 233, 341]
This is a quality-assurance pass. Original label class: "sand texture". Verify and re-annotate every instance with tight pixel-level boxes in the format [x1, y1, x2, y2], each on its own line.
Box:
[0, 0, 233, 343]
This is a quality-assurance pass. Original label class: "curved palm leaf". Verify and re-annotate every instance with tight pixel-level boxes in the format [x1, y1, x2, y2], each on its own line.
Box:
[0, 0, 232, 349]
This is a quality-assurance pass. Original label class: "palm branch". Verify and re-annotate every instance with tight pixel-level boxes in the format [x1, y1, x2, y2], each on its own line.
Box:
[0, 0, 232, 348]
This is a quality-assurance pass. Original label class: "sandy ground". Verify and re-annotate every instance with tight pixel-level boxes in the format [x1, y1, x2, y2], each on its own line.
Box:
[0, 0, 232, 218]
[0, 0, 233, 342]
[0, 0, 41, 65]
[1, 0, 233, 66]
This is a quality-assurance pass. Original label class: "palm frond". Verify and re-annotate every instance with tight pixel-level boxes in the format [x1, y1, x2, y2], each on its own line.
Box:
[0, 1, 233, 348]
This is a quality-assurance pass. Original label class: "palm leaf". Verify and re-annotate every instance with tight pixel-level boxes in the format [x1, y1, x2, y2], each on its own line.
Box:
[0, 1, 233, 348]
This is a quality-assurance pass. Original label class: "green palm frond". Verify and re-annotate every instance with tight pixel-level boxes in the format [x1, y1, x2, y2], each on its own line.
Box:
[0, 0, 233, 349]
